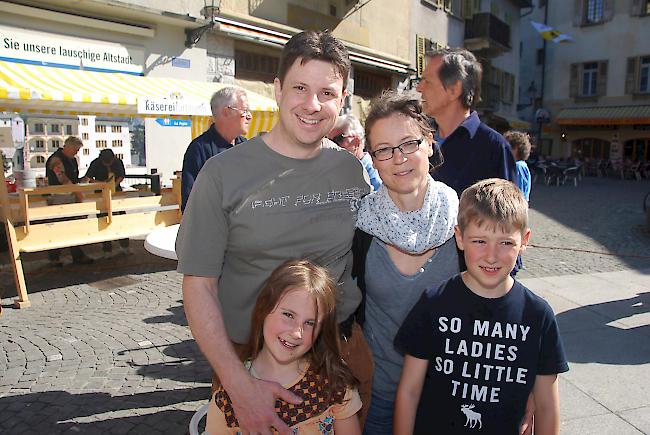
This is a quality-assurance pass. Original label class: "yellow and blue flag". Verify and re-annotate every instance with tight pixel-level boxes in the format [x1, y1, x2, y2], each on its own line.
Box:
[530, 21, 574, 43]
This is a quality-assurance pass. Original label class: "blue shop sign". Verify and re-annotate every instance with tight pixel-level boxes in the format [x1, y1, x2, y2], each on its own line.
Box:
[155, 118, 191, 127]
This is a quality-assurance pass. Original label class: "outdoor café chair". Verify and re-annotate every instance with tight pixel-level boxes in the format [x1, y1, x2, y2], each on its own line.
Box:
[562, 166, 580, 187]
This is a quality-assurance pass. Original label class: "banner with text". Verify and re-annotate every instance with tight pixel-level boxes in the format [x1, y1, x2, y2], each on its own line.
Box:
[0, 24, 144, 74]
[138, 98, 211, 116]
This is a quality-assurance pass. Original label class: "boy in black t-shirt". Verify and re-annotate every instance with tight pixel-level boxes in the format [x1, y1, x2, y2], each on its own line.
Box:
[394, 178, 568, 435]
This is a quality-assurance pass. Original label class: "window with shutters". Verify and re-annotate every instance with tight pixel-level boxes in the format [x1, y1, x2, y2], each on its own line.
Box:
[50, 124, 60, 134]
[501, 72, 515, 104]
[585, 0, 604, 23]
[570, 61, 607, 99]
[95, 125, 107, 133]
[354, 69, 391, 98]
[641, 57, 650, 93]
[235, 49, 280, 83]
[625, 55, 650, 95]
[65, 125, 73, 135]
[82, 133, 89, 140]
[582, 62, 598, 96]
[416, 35, 444, 78]
[96, 140, 107, 148]
[33, 123, 44, 133]
[462, 0, 481, 18]
[83, 149, 90, 156]
[576, 0, 613, 25]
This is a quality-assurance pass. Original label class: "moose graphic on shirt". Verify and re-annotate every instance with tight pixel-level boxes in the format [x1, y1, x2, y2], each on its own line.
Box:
[460, 404, 482, 429]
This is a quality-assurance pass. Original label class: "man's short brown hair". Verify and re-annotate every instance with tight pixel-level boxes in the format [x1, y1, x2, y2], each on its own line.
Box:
[458, 178, 528, 235]
[277, 30, 350, 89]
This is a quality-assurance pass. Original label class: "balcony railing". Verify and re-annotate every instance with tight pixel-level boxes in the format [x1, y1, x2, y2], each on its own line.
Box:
[464, 13, 511, 54]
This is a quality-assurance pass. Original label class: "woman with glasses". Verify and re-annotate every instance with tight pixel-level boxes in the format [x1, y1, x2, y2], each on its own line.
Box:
[353, 90, 460, 435]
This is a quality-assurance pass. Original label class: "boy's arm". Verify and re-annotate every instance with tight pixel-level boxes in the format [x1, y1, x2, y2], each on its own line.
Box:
[531, 374, 560, 435]
[394, 355, 429, 435]
[334, 414, 361, 435]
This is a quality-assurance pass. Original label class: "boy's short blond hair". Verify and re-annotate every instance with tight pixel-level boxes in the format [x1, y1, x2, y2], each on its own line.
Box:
[458, 178, 528, 234]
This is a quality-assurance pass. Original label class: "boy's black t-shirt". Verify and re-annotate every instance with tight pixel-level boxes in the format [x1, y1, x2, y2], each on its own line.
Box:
[395, 274, 569, 435]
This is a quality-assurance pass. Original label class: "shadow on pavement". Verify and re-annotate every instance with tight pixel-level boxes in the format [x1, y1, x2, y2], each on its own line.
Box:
[556, 292, 650, 365]
[0, 387, 209, 435]
[528, 177, 650, 271]
[144, 302, 188, 327]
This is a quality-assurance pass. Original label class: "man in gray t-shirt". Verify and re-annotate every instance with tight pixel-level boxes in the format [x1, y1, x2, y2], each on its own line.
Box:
[176, 31, 372, 435]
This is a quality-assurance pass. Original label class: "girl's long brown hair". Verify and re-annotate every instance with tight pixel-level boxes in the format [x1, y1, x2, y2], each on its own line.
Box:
[244, 259, 358, 403]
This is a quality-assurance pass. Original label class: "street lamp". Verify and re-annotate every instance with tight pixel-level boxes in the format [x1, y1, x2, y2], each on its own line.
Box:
[535, 108, 550, 155]
[185, 0, 221, 48]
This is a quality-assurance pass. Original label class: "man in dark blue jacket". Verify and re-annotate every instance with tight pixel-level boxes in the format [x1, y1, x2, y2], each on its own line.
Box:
[181, 87, 250, 210]
[416, 48, 517, 196]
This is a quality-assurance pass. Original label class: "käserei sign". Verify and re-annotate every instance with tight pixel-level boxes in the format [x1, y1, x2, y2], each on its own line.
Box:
[0, 24, 143, 74]
[138, 98, 211, 116]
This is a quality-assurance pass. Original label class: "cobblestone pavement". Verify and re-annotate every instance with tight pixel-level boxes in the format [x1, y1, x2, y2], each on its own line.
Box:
[1, 176, 649, 434]
[518, 176, 650, 278]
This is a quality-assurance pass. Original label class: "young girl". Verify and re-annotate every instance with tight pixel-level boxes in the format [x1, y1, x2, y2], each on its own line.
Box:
[205, 259, 362, 434]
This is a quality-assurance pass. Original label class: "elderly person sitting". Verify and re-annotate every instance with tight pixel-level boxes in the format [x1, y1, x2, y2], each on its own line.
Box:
[329, 114, 382, 191]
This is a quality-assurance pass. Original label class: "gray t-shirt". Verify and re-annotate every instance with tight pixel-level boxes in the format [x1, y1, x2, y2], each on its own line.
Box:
[176, 135, 370, 343]
[363, 236, 459, 401]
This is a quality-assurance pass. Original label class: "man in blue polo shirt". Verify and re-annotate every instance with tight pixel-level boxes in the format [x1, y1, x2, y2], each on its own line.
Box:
[416, 48, 517, 195]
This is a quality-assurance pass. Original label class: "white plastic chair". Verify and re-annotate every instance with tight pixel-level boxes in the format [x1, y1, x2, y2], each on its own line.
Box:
[189, 403, 210, 435]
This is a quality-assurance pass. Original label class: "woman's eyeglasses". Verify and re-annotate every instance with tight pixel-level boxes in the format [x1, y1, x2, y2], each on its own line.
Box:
[370, 138, 424, 161]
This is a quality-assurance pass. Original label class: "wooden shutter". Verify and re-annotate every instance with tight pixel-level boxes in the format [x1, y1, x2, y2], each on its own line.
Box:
[603, 0, 615, 21]
[462, 0, 474, 18]
[597, 60, 608, 96]
[573, 0, 585, 26]
[416, 35, 426, 78]
[625, 57, 640, 94]
[569, 63, 579, 98]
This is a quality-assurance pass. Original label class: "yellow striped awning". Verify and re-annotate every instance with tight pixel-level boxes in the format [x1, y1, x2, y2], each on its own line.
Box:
[0, 60, 278, 112]
[0, 60, 278, 138]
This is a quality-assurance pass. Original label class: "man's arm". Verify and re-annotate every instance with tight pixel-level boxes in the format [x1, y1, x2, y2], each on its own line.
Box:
[49, 156, 83, 202]
[180, 145, 203, 211]
[182, 275, 301, 435]
[394, 355, 428, 435]
[531, 374, 560, 435]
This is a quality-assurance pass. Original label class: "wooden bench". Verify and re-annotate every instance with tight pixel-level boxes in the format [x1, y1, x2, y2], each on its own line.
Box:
[1, 159, 182, 308]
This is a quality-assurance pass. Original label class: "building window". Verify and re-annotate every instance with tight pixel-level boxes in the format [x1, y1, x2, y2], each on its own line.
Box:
[536, 49, 545, 65]
[501, 72, 515, 104]
[83, 149, 90, 156]
[36, 156, 45, 164]
[581, 62, 598, 96]
[50, 124, 60, 134]
[571, 61, 607, 98]
[80, 118, 89, 126]
[82, 133, 89, 140]
[65, 125, 73, 135]
[51, 140, 60, 149]
[111, 125, 122, 133]
[235, 49, 280, 83]
[640, 57, 650, 93]
[112, 140, 123, 147]
[116, 153, 124, 160]
[585, 0, 604, 23]
[95, 125, 107, 133]
[96, 140, 107, 148]
[354, 69, 392, 99]
[34, 123, 44, 133]
[35, 139, 44, 148]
